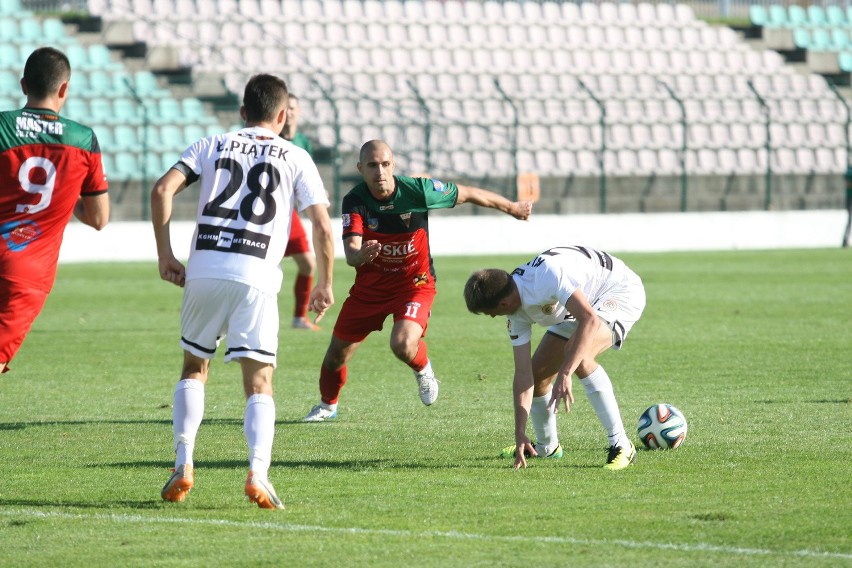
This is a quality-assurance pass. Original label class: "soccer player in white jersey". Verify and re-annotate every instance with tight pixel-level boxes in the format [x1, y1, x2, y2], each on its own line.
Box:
[463, 246, 645, 470]
[151, 74, 334, 509]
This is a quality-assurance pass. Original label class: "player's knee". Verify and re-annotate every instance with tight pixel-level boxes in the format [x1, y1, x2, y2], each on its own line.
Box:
[389, 338, 416, 362]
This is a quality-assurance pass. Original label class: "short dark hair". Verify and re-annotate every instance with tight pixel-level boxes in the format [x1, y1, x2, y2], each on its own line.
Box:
[243, 74, 288, 123]
[463, 269, 515, 313]
[23, 47, 70, 100]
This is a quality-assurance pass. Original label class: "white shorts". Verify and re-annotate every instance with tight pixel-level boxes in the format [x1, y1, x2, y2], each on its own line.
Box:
[546, 267, 646, 350]
[180, 278, 279, 366]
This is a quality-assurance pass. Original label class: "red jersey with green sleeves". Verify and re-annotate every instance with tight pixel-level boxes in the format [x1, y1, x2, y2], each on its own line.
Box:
[341, 175, 458, 300]
[0, 107, 108, 292]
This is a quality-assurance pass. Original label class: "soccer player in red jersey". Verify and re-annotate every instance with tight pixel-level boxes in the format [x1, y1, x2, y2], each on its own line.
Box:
[303, 139, 532, 421]
[0, 47, 109, 374]
[281, 94, 321, 330]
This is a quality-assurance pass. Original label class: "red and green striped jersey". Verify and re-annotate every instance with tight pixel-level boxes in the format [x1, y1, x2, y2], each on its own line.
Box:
[341, 175, 458, 299]
[0, 107, 108, 292]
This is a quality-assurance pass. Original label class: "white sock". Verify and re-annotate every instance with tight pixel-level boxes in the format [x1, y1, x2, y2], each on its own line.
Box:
[530, 391, 559, 454]
[580, 366, 630, 448]
[173, 379, 205, 468]
[244, 393, 276, 480]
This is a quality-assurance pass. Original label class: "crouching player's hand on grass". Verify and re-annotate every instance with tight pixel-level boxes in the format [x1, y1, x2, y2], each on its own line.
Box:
[514, 436, 537, 470]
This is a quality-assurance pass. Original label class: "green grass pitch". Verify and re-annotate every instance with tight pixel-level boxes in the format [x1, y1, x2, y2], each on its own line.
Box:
[0, 249, 850, 566]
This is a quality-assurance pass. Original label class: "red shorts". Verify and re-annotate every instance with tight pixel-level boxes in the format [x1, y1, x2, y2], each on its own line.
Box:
[0, 282, 49, 371]
[333, 288, 436, 343]
[285, 210, 310, 256]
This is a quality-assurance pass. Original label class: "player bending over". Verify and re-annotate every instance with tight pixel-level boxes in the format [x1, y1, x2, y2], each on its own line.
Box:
[464, 245, 645, 470]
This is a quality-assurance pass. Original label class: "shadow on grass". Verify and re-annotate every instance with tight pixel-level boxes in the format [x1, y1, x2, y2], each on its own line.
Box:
[98, 457, 601, 471]
[0, 418, 246, 431]
[0, 498, 164, 510]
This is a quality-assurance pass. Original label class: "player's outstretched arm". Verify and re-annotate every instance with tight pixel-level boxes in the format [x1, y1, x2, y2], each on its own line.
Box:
[455, 184, 532, 220]
[304, 203, 335, 323]
[151, 169, 188, 287]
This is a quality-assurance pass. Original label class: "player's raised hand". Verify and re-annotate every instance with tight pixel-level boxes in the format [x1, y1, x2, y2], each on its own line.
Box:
[158, 256, 186, 287]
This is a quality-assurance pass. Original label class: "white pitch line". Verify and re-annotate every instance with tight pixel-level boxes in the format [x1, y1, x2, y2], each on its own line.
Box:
[3, 508, 851, 561]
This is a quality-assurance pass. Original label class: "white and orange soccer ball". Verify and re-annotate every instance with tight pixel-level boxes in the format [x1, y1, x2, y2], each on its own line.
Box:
[637, 404, 688, 449]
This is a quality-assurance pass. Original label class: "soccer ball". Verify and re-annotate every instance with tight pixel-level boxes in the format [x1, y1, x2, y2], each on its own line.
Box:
[637, 404, 688, 449]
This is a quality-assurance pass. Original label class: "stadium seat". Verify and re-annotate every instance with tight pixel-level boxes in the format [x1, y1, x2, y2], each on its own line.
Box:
[717, 148, 738, 173]
[111, 124, 141, 151]
[749, 5, 768, 27]
[768, 5, 789, 27]
[657, 149, 681, 175]
[827, 4, 847, 25]
[0, 0, 21, 15]
[807, 5, 828, 27]
[787, 5, 808, 28]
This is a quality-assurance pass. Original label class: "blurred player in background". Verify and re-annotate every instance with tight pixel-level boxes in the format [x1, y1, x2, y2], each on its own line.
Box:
[0, 47, 109, 374]
[152, 74, 334, 509]
[303, 139, 531, 422]
[280, 94, 321, 330]
[464, 246, 645, 471]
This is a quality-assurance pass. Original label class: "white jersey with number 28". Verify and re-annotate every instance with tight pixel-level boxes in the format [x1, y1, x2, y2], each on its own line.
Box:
[179, 126, 329, 295]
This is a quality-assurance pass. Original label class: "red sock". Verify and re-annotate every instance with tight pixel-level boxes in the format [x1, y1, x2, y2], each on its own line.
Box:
[320, 365, 346, 404]
[294, 274, 313, 318]
[406, 340, 429, 373]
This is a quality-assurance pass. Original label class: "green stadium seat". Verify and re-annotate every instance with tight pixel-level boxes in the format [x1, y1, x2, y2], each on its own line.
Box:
[810, 28, 832, 50]
[839, 52, 852, 72]
[0, 0, 21, 15]
[113, 97, 142, 124]
[807, 5, 827, 27]
[0, 45, 17, 69]
[62, 98, 87, 120]
[156, 124, 186, 151]
[17, 19, 42, 42]
[180, 97, 206, 119]
[112, 151, 140, 181]
[749, 5, 768, 27]
[129, 70, 165, 97]
[787, 5, 807, 27]
[831, 28, 850, 50]
[41, 18, 67, 43]
[155, 98, 182, 123]
[111, 124, 141, 151]
[827, 5, 846, 25]
[0, 69, 17, 94]
[82, 69, 113, 96]
[87, 44, 119, 70]
[0, 17, 16, 41]
[95, 125, 115, 149]
[793, 28, 812, 49]
[768, 5, 789, 27]
[87, 96, 114, 124]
